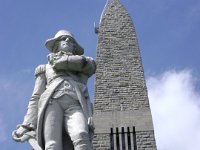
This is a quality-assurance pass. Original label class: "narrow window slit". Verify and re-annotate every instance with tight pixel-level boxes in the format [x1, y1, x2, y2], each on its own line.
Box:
[127, 127, 131, 150]
[133, 126, 137, 150]
[110, 128, 114, 150]
[116, 127, 120, 150]
[121, 127, 126, 150]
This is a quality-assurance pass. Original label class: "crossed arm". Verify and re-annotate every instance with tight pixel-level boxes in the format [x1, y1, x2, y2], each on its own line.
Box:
[49, 52, 96, 77]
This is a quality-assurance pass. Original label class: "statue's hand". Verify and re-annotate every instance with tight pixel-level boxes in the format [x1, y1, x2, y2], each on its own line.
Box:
[12, 125, 29, 142]
[88, 117, 95, 131]
[57, 51, 72, 56]
[48, 53, 57, 65]
[88, 117, 95, 140]
[48, 52, 72, 66]
[85, 56, 94, 61]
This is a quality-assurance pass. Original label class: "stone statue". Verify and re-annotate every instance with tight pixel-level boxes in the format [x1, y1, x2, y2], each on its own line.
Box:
[12, 30, 96, 150]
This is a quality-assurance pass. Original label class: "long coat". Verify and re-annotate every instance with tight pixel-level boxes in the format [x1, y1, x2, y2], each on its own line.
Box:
[22, 55, 96, 149]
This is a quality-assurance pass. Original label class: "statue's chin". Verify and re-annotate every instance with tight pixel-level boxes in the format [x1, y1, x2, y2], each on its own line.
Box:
[59, 46, 73, 53]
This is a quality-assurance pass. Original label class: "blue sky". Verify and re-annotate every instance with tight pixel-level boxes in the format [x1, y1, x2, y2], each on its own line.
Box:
[0, 0, 200, 149]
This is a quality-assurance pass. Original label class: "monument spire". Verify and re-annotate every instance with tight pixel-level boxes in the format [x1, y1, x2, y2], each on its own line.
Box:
[107, 0, 120, 3]
[99, 0, 120, 24]
[93, 1, 157, 150]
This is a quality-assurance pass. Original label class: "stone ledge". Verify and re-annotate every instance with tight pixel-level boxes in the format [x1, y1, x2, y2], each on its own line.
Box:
[93, 110, 154, 133]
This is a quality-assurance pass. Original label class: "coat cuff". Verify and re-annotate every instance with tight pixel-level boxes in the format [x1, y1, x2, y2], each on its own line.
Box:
[21, 123, 36, 130]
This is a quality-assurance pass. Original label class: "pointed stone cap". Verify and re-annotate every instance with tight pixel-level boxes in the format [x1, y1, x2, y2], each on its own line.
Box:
[99, 0, 121, 24]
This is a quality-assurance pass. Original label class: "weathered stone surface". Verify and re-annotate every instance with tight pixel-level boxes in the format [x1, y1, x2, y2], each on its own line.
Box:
[93, 0, 157, 149]
[94, 0, 149, 113]
[93, 134, 110, 150]
[136, 131, 157, 150]
[13, 30, 95, 150]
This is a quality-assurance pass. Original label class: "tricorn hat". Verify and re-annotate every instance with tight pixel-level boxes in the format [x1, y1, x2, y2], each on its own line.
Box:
[45, 30, 84, 55]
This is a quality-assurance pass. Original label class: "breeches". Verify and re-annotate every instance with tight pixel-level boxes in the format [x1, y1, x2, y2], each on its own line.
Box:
[43, 95, 91, 150]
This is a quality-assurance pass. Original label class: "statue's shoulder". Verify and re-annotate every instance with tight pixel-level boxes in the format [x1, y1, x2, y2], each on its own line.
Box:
[34, 64, 46, 76]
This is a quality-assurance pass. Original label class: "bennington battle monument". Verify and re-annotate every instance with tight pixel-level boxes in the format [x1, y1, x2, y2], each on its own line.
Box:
[12, 0, 157, 150]
[92, 0, 157, 150]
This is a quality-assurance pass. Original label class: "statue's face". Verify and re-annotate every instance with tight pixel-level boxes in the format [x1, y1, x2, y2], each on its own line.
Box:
[57, 36, 74, 53]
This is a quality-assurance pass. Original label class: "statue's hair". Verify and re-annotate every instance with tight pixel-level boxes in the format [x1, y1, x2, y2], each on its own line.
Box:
[52, 41, 59, 53]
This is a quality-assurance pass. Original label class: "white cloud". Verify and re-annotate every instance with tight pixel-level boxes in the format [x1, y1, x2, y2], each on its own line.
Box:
[147, 69, 200, 150]
[187, 1, 200, 20]
[0, 79, 12, 91]
[16, 69, 33, 75]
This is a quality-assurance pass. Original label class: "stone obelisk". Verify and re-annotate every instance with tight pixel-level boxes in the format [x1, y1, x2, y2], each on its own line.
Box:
[93, 0, 157, 149]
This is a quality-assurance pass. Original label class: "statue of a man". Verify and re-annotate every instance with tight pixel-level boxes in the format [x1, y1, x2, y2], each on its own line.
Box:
[12, 30, 96, 150]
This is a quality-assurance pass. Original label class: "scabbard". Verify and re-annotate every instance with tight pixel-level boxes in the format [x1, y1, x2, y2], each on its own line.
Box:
[28, 138, 42, 150]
